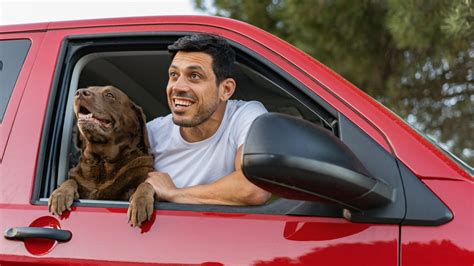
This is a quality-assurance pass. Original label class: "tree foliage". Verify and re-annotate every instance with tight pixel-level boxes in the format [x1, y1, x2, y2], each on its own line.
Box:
[195, 0, 473, 166]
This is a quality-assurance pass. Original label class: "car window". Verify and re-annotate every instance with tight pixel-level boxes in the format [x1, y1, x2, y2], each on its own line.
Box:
[0, 39, 31, 122]
[34, 35, 338, 213]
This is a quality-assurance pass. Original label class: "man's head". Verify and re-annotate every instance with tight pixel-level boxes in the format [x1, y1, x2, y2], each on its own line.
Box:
[168, 33, 235, 86]
[166, 33, 236, 129]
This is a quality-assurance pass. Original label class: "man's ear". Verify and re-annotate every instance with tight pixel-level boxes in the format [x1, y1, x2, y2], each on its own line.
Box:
[219, 78, 236, 101]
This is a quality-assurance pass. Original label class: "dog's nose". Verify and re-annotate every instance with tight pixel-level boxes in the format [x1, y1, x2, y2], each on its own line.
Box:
[75, 89, 91, 98]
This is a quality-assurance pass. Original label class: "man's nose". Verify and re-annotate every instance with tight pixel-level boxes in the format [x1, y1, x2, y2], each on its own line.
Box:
[170, 75, 191, 92]
[75, 88, 92, 98]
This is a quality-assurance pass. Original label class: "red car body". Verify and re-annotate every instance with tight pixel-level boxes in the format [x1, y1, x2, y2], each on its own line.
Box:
[0, 16, 472, 265]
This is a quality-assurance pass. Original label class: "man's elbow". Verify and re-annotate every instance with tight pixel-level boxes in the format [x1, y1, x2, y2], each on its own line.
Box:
[244, 189, 272, 206]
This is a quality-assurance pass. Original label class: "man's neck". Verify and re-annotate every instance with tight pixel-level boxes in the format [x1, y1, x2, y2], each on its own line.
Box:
[180, 102, 227, 142]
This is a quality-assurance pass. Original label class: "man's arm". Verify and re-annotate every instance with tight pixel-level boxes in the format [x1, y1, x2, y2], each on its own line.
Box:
[145, 145, 271, 205]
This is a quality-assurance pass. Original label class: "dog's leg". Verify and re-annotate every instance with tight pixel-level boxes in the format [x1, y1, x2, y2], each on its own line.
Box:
[127, 182, 155, 227]
[48, 179, 80, 216]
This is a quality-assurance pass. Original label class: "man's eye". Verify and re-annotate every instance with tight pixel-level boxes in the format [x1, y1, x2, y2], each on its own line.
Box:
[191, 73, 201, 80]
[169, 72, 177, 78]
[105, 92, 114, 98]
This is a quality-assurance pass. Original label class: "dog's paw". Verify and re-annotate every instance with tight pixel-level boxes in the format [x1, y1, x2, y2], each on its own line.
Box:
[128, 183, 155, 227]
[48, 187, 78, 216]
[128, 194, 154, 227]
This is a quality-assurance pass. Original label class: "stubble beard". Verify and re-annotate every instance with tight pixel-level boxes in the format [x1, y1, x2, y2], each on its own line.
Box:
[172, 98, 219, 127]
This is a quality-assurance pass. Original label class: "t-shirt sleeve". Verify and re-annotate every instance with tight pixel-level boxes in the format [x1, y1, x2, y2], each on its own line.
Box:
[146, 116, 164, 150]
[233, 101, 268, 148]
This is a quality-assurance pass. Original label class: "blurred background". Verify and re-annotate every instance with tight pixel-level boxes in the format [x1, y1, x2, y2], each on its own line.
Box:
[1, 0, 472, 166]
[194, 0, 473, 167]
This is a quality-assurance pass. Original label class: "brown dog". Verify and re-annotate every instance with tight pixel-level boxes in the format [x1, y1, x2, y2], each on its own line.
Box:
[48, 85, 155, 227]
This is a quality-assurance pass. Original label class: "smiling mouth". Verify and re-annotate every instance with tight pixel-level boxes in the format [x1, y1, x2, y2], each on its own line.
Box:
[77, 106, 112, 128]
[173, 98, 195, 109]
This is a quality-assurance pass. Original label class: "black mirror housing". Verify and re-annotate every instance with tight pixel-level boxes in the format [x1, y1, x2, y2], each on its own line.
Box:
[242, 113, 394, 211]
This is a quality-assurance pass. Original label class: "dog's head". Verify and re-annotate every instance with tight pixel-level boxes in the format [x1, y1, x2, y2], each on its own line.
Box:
[74, 86, 149, 154]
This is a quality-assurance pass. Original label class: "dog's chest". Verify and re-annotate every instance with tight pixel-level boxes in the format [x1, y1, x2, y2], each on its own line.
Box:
[81, 161, 113, 181]
[77, 161, 129, 199]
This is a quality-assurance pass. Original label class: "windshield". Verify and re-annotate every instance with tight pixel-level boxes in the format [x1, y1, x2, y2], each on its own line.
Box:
[405, 117, 473, 176]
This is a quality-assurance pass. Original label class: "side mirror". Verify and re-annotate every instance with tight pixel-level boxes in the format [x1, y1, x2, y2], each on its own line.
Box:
[242, 113, 393, 211]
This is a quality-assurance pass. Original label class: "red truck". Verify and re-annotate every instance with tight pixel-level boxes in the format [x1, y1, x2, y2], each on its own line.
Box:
[0, 16, 472, 265]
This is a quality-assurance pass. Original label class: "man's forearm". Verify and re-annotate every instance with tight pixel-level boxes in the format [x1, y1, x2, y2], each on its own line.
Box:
[147, 170, 271, 205]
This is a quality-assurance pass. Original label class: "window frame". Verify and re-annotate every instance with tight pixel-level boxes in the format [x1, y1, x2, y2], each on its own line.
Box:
[33, 32, 410, 223]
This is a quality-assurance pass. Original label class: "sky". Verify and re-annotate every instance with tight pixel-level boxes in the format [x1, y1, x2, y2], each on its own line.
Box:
[0, 0, 204, 25]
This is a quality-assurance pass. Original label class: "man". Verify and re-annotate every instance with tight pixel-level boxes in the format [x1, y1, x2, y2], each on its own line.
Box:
[145, 33, 271, 205]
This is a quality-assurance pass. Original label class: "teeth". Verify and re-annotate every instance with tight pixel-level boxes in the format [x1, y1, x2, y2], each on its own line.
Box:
[175, 99, 192, 107]
[77, 112, 111, 128]
[78, 113, 93, 119]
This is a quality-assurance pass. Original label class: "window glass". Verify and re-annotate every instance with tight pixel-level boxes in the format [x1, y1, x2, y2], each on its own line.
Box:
[0, 39, 31, 122]
[36, 37, 356, 219]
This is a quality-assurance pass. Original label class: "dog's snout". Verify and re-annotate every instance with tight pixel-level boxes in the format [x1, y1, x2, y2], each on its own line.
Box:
[75, 89, 92, 98]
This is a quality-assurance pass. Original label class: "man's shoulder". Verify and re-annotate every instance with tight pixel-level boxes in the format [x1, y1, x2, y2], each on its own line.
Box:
[228, 99, 267, 113]
[225, 100, 267, 126]
[146, 114, 173, 131]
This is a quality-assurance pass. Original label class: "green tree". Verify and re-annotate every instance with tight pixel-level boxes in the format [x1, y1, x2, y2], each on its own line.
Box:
[195, 0, 473, 166]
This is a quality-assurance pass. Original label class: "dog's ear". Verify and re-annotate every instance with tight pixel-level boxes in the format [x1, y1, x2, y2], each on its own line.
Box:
[130, 100, 150, 154]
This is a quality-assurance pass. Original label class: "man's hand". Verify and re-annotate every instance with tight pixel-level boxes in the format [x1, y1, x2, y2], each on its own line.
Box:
[146, 171, 177, 202]
[145, 146, 271, 205]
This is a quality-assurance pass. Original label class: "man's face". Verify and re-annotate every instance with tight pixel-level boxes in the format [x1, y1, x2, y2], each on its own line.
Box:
[166, 51, 221, 127]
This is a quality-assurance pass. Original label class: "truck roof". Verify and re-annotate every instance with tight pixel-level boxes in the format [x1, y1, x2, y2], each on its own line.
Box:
[0, 15, 239, 34]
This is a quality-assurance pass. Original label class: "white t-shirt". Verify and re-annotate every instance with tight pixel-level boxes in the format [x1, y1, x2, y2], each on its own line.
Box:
[146, 100, 267, 188]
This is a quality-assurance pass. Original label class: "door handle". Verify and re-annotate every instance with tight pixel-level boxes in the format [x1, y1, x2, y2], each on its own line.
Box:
[4, 227, 72, 242]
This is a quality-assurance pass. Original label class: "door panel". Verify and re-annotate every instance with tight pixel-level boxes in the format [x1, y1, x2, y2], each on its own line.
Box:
[2, 206, 398, 265]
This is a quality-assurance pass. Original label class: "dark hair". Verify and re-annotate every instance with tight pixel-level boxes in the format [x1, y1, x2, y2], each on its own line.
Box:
[168, 33, 236, 85]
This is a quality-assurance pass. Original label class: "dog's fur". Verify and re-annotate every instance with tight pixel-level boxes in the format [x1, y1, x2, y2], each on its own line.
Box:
[48, 85, 155, 227]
